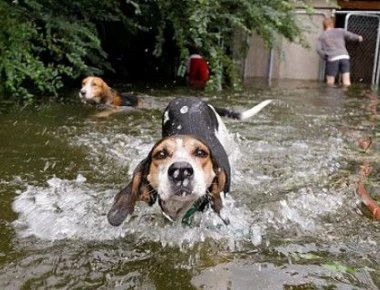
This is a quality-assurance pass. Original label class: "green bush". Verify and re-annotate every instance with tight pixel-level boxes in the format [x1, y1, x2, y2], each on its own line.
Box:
[131, 0, 308, 91]
[0, 0, 121, 102]
[0, 0, 309, 101]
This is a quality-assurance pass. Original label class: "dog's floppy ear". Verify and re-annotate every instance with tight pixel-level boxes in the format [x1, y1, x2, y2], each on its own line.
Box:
[99, 80, 111, 99]
[209, 167, 230, 225]
[107, 157, 156, 226]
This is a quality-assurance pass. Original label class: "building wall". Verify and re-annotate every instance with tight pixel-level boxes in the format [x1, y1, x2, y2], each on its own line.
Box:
[240, 2, 337, 82]
[243, 36, 270, 79]
[278, 13, 326, 80]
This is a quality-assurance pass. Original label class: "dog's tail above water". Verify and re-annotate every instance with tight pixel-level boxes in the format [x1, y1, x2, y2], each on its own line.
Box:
[214, 99, 272, 120]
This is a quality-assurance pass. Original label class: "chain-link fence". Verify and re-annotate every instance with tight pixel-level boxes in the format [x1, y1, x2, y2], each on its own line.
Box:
[336, 12, 380, 85]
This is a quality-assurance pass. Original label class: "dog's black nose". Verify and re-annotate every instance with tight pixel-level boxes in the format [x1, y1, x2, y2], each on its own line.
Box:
[80, 89, 86, 96]
[168, 162, 194, 182]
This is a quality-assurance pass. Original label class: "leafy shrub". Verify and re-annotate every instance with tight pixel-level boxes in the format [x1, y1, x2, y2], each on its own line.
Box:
[0, 0, 308, 101]
[139, 0, 307, 90]
[0, 0, 122, 102]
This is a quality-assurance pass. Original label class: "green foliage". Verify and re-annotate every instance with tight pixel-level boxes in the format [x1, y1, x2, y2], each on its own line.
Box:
[132, 0, 309, 90]
[0, 0, 124, 102]
[0, 0, 310, 100]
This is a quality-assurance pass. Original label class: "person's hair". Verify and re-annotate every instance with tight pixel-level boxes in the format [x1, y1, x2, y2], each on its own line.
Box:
[323, 17, 335, 30]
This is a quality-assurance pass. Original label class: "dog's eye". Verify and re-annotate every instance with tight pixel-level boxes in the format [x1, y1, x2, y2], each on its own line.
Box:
[153, 149, 169, 160]
[194, 148, 208, 158]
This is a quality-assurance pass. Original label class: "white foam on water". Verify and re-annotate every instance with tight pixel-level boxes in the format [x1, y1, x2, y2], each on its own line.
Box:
[13, 125, 267, 248]
[11, 116, 349, 249]
[277, 189, 344, 231]
[11, 174, 259, 249]
[71, 133, 153, 174]
[11, 171, 346, 249]
[12, 175, 124, 240]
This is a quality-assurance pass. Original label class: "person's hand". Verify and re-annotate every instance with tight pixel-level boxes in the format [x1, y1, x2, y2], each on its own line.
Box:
[358, 35, 363, 42]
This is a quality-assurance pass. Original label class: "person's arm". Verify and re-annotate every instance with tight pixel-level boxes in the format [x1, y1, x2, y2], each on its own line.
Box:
[344, 30, 363, 42]
[316, 37, 327, 59]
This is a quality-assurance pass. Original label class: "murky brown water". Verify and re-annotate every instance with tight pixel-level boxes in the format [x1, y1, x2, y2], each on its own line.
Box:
[0, 82, 379, 289]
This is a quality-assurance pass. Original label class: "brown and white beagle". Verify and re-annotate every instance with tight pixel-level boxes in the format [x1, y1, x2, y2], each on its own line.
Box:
[107, 97, 272, 227]
[79, 76, 141, 107]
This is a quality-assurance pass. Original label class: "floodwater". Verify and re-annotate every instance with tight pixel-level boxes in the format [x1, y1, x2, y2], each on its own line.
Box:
[0, 82, 379, 289]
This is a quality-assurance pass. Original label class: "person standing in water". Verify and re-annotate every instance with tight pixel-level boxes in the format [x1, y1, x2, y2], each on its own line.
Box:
[317, 17, 363, 87]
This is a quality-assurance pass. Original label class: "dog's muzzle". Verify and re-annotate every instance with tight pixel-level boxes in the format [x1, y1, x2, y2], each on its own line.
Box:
[80, 89, 87, 97]
[168, 162, 194, 196]
[79, 90, 99, 104]
[79, 89, 87, 103]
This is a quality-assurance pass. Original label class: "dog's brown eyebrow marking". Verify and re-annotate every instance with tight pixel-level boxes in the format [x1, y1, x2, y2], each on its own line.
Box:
[152, 146, 171, 160]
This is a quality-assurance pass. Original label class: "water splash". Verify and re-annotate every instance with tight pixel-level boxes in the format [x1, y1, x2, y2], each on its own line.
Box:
[11, 101, 352, 249]
[12, 174, 260, 249]
[11, 170, 348, 251]
[71, 133, 153, 174]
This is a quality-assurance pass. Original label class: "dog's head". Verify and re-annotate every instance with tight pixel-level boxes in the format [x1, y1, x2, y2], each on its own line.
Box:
[107, 135, 228, 226]
[79, 76, 111, 104]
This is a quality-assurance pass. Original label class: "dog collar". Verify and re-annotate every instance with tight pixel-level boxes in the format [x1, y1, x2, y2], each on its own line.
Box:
[181, 195, 209, 225]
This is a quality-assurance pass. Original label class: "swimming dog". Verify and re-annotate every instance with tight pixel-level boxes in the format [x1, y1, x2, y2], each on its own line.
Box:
[107, 97, 272, 226]
[79, 76, 141, 107]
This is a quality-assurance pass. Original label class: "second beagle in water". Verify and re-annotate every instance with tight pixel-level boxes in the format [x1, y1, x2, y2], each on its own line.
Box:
[107, 97, 272, 226]
[79, 76, 142, 107]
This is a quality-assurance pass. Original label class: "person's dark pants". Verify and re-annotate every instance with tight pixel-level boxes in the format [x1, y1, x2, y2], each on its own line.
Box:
[325, 59, 350, 77]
